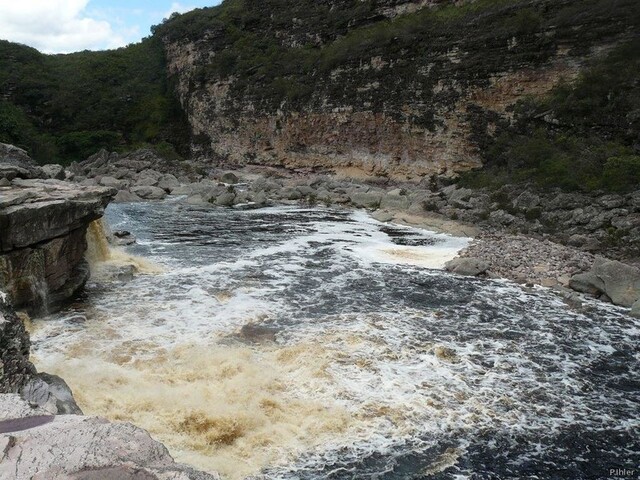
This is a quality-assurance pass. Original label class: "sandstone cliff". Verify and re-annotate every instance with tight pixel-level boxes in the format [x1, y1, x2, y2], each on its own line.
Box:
[0, 145, 115, 313]
[156, 0, 639, 179]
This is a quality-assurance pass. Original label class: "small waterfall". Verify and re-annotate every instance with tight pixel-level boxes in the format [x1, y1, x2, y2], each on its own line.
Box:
[85, 219, 112, 264]
[85, 218, 163, 280]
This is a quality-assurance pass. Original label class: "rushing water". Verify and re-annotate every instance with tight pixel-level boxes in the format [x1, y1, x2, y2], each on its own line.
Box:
[30, 200, 639, 479]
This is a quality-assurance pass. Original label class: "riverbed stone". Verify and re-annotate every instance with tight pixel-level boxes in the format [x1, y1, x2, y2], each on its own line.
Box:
[445, 257, 489, 276]
[130, 186, 167, 200]
[569, 271, 605, 296]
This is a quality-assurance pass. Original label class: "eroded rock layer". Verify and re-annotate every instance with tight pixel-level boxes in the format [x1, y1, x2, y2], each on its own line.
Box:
[0, 146, 115, 313]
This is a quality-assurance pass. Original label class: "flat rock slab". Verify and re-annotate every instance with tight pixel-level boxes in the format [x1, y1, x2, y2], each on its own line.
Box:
[0, 414, 220, 480]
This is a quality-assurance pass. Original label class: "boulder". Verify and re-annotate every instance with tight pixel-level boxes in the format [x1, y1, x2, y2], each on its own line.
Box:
[186, 193, 210, 205]
[380, 191, 410, 211]
[220, 172, 239, 184]
[0, 408, 220, 479]
[171, 184, 195, 196]
[40, 164, 66, 180]
[99, 176, 128, 190]
[568, 272, 605, 296]
[592, 258, 640, 307]
[445, 257, 490, 276]
[158, 173, 180, 192]
[371, 210, 394, 223]
[113, 189, 143, 203]
[134, 169, 162, 187]
[215, 190, 236, 206]
[631, 299, 640, 318]
[130, 186, 167, 200]
[21, 373, 82, 415]
[512, 191, 541, 211]
[0, 143, 45, 180]
[349, 191, 383, 209]
[112, 230, 136, 246]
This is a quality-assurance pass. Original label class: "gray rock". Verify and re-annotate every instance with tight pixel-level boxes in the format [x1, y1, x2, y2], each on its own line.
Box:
[253, 191, 268, 206]
[349, 191, 383, 209]
[512, 191, 540, 211]
[569, 272, 605, 296]
[158, 173, 180, 193]
[631, 299, 640, 318]
[380, 192, 410, 211]
[130, 186, 167, 200]
[99, 176, 127, 190]
[220, 172, 239, 184]
[0, 411, 220, 479]
[113, 189, 143, 203]
[21, 373, 82, 415]
[489, 209, 517, 226]
[186, 194, 210, 205]
[134, 169, 162, 187]
[281, 187, 302, 200]
[0, 178, 10, 187]
[592, 258, 640, 307]
[371, 210, 394, 223]
[0, 143, 45, 180]
[0, 299, 36, 394]
[215, 191, 236, 206]
[448, 187, 473, 204]
[40, 164, 66, 180]
[445, 257, 490, 276]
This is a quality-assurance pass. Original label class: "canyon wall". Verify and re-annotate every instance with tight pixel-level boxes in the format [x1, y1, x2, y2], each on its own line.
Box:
[158, 0, 639, 179]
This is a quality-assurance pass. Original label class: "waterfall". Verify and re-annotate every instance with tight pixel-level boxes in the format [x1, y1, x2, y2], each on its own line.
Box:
[85, 219, 112, 264]
[85, 218, 163, 279]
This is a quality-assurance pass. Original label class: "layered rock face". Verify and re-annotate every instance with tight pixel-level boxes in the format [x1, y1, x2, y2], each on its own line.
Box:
[0, 145, 115, 313]
[159, 0, 638, 179]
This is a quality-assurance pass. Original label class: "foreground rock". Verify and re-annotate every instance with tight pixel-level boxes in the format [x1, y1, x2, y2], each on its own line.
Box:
[0, 396, 219, 480]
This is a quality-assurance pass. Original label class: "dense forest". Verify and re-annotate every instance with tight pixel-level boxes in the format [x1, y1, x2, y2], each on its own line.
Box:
[0, 0, 639, 192]
[0, 37, 188, 164]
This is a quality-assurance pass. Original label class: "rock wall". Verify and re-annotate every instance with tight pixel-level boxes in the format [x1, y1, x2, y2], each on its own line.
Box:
[160, 0, 638, 179]
[0, 145, 115, 313]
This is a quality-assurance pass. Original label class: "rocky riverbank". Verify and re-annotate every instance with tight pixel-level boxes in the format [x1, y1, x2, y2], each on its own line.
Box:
[67, 149, 640, 315]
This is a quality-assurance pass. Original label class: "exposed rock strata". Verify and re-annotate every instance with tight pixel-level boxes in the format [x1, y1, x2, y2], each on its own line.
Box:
[0, 178, 115, 313]
[160, 0, 637, 178]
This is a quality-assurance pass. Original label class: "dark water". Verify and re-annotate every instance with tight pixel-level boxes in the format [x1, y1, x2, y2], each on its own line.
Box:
[32, 201, 640, 480]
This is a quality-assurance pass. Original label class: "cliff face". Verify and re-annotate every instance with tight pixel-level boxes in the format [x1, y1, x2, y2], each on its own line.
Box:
[0, 145, 115, 313]
[158, 0, 639, 179]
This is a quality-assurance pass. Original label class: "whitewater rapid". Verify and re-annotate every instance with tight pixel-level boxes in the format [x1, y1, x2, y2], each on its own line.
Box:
[29, 201, 639, 479]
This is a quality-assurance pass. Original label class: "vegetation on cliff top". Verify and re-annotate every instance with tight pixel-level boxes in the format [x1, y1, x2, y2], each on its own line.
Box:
[0, 38, 188, 164]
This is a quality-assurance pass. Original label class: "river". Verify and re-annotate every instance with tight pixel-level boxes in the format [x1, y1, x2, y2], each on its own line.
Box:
[29, 200, 639, 479]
